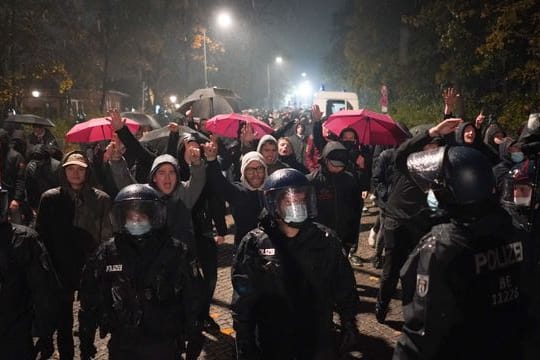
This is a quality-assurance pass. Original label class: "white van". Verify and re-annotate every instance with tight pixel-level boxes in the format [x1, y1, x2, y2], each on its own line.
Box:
[312, 91, 359, 117]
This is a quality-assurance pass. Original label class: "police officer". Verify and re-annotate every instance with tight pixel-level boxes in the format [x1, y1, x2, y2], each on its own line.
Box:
[394, 146, 526, 359]
[232, 168, 361, 359]
[0, 188, 60, 359]
[78, 184, 201, 360]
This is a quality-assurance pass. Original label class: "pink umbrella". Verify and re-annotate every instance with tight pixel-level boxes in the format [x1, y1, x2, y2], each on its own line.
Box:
[205, 113, 274, 139]
[65, 117, 140, 143]
[324, 109, 409, 145]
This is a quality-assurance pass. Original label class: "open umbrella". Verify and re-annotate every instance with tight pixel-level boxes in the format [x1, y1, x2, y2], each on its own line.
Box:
[66, 117, 139, 143]
[205, 113, 274, 140]
[324, 109, 409, 145]
[139, 125, 210, 152]
[409, 123, 436, 137]
[120, 112, 161, 129]
[177, 87, 241, 119]
[5, 114, 55, 127]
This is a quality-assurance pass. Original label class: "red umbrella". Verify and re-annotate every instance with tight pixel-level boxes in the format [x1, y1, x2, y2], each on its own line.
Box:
[205, 113, 273, 139]
[66, 117, 140, 143]
[324, 109, 409, 145]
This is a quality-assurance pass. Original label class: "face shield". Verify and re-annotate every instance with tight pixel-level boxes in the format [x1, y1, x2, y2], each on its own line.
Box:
[264, 186, 317, 227]
[112, 199, 166, 236]
[501, 160, 536, 208]
[406, 146, 446, 193]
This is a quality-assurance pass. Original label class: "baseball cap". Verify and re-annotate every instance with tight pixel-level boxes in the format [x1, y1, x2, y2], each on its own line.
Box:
[62, 152, 88, 168]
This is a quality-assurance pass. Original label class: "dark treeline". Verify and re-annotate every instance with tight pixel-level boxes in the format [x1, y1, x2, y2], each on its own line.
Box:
[326, 0, 540, 132]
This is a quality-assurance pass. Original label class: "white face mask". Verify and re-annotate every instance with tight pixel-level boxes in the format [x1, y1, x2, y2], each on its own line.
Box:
[125, 221, 152, 236]
[283, 203, 308, 223]
[426, 189, 439, 210]
[514, 196, 531, 207]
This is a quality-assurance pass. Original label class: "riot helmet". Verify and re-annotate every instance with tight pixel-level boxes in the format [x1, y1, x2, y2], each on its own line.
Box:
[263, 168, 317, 228]
[112, 184, 166, 236]
[501, 160, 535, 208]
[0, 189, 8, 223]
[407, 146, 495, 206]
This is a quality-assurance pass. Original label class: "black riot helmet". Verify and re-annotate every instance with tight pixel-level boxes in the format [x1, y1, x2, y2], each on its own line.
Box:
[112, 184, 166, 236]
[0, 189, 8, 223]
[263, 168, 317, 228]
[407, 146, 495, 207]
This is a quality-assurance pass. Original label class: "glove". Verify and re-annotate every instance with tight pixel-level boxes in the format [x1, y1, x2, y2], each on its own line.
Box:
[34, 337, 54, 360]
[339, 319, 361, 354]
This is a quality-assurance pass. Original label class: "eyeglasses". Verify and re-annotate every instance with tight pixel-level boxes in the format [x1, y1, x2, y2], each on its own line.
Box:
[244, 166, 265, 176]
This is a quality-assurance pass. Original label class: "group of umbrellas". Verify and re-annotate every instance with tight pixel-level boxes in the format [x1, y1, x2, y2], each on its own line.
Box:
[4, 87, 412, 147]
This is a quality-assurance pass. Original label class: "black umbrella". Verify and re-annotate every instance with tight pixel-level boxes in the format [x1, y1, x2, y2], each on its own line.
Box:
[409, 123, 435, 137]
[120, 112, 161, 129]
[5, 114, 55, 127]
[139, 126, 210, 154]
[177, 87, 241, 119]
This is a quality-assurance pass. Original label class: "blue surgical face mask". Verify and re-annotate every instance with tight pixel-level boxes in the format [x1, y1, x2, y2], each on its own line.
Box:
[511, 152, 524, 163]
[283, 203, 308, 223]
[125, 221, 152, 236]
[426, 189, 439, 210]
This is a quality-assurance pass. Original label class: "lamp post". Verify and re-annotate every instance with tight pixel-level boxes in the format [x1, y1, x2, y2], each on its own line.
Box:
[266, 56, 283, 109]
[203, 11, 233, 88]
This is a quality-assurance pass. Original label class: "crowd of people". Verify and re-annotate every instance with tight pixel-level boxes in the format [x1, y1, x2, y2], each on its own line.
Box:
[0, 88, 539, 359]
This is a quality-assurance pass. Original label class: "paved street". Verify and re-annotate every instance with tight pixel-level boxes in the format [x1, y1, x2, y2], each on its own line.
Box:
[63, 201, 404, 359]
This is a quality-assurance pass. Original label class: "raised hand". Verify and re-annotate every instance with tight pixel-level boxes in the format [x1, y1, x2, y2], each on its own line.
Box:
[240, 123, 257, 143]
[429, 118, 463, 137]
[442, 87, 460, 115]
[201, 135, 218, 161]
[168, 122, 179, 133]
[107, 108, 126, 131]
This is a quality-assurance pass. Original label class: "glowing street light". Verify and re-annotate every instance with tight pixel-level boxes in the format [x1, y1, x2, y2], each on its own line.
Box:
[169, 95, 177, 104]
[203, 11, 233, 87]
[32, 90, 41, 98]
[267, 56, 284, 109]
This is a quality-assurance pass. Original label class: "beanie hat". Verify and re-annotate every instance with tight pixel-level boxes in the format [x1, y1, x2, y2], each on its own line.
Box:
[240, 151, 267, 190]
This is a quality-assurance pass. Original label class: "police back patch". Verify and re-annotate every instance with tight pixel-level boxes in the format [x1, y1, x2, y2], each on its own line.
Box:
[416, 274, 429, 297]
[106, 264, 123, 272]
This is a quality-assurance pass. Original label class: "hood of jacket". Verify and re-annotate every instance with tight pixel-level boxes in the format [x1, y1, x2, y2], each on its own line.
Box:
[256, 134, 278, 164]
[148, 154, 181, 193]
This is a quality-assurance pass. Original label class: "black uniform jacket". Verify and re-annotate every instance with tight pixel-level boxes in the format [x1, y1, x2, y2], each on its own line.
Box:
[394, 207, 526, 360]
[78, 230, 201, 346]
[232, 219, 360, 359]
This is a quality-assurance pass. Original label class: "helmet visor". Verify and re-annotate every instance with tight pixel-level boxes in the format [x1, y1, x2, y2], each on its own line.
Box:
[112, 199, 166, 234]
[265, 186, 317, 222]
[406, 146, 446, 192]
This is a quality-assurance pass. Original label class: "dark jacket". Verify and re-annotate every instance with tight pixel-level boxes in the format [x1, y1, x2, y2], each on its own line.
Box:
[0, 129, 26, 202]
[24, 144, 60, 210]
[384, 131, 434, 232]
[307, 167, 362, 249]
[78, 230, 201, 352]
[36, 163, 112, 290]
[394, 207, 525, 359]
[371, 148, 396, 208]
[232, 219, 359, 359]
[0, 222, 60, 358]
[287, 133, 307, 165]
[279, 153, 309, 174]
[205, 159, 264, 245]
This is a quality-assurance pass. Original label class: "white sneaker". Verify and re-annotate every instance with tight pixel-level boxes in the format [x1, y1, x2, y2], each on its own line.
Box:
[368, 228, 377, 247]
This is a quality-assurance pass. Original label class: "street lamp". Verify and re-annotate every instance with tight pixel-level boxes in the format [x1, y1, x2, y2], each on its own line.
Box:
[32, 90, 41, 98]
[267, 56, 284, 109]
[169, 95, 177, 104]
[203, 11, 233, 88]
